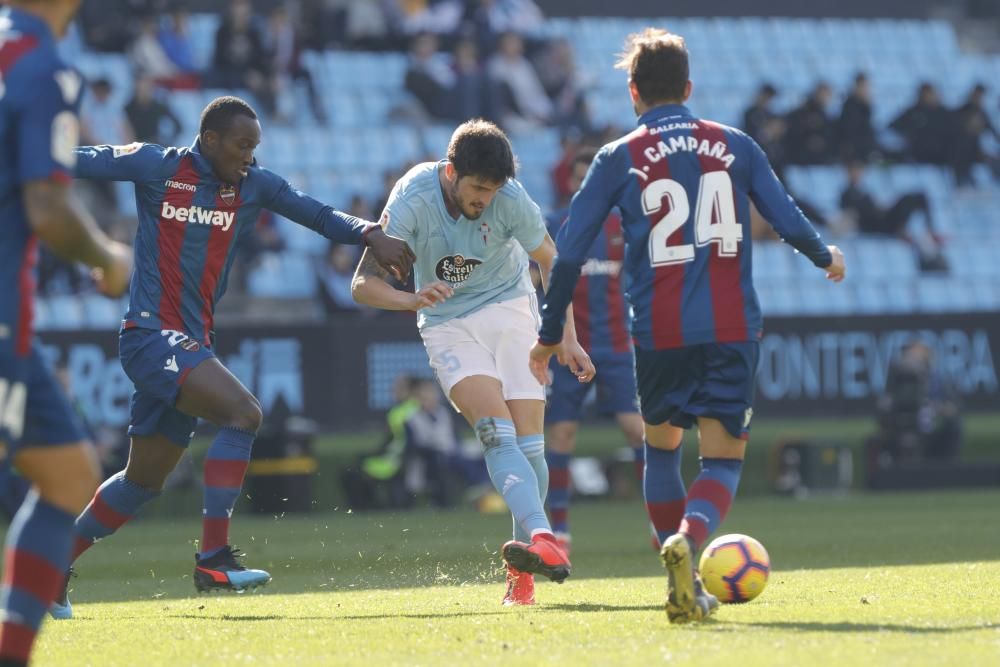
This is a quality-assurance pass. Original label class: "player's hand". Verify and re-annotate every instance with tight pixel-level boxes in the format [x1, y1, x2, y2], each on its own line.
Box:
[409, 281, 454, 310]
[92, 241, 133, 297]
[528, 341, 560, 386]
[366, 227, 416, 282]
[557, 340, 597, 384]
[824, 245, 845, 283]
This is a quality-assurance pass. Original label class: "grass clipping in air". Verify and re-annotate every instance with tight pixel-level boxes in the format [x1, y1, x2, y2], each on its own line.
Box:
[30, 490, 1000, 666]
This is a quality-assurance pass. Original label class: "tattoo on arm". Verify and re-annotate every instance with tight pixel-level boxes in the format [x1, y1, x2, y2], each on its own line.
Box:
[357, 248, 389, 279]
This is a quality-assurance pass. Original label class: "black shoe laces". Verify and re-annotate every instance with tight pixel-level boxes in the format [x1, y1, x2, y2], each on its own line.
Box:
[56, 567, 76, 604]
[219, 545, 247, 570]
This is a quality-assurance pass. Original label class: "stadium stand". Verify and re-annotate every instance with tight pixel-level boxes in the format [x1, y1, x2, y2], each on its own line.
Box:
[45, 14, 1000, 326]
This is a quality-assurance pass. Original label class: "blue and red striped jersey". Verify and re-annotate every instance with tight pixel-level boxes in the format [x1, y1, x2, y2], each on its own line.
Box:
[0, 7, 83, 355]
[541, 104, 831, 350]
[74, 140, 373, 344]
[545, 208, 630, 356]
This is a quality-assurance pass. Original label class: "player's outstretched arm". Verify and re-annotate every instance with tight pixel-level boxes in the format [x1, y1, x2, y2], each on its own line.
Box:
[537, 146, 619, 344]
[351, 248, 452, 311]
[529, 235, 595, 385]
[23, 179, 132, 297]
[73, 143, 166, 182]
[263, 171, 415, 281]
[745, 136, 837, 272]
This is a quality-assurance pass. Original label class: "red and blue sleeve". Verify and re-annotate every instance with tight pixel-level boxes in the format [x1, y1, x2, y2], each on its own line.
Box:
[745, 135, 832, 268]
[73, 142, 171, 181]
[539, 145, 623, 345]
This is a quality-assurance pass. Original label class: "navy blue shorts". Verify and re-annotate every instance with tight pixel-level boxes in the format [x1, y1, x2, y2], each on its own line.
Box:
[0, 340, 87, 453]
[546, 350, 639, 424]
[119, 328, 214, 447]
[635, 342, 759, 439]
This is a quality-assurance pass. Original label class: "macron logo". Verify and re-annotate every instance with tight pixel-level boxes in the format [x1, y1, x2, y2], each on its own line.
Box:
[161, 201, 235, 232]
[165, 179, 197, 192]
[164, 355, 179, 373]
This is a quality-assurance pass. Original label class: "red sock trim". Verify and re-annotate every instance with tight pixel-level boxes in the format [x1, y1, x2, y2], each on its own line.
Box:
[645, 499, 686, 538]
[204, 459, 250, 488]
[201, 517, 230, 554]
[89, 494, 132, 531]
[679, 517, 710, 551]
[2, 548, 63, 604]
[71, 535, 93, 562]
[0, 621, 36, 662]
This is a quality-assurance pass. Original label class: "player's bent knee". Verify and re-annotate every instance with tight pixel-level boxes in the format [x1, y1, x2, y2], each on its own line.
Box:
[41, 469, 100, 514]
[20, 443, 101, 514]
[126, 434, 188, 490]
[700, 437, 746, 460]
[229, 396, 263, 434]
[618, 414, 646, 446]
[547, 422, 577, 453]
[645, 422, 683, 451]
[696, 417, 747, 459]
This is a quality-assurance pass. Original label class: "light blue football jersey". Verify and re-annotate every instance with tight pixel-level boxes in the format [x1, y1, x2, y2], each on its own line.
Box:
[382, 161, 547, 329]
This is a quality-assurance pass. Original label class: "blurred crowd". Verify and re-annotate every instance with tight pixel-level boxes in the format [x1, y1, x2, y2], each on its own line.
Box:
[41, 0, 1000, 304]
[74, 0, 577, 129]
[740, 75, 1000, 271]
[744, 75, 998, 186]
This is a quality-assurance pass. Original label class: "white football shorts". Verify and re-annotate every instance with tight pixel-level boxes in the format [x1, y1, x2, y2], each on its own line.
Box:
[420, 293, 545, 404]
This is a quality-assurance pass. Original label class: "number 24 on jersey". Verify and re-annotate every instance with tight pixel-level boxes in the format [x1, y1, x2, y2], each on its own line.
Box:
[643, 172, 742, 266]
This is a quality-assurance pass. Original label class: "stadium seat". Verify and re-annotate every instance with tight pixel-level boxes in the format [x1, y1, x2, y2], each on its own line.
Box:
[188, 14, 221, 70]
[753, 242, 796, 281]
[32, 297, 53, 331]
[80, 294, 124, 328]
[853, 282, 888, 314]
[247, 252, 317, 299]
[43, 295, 85, 330]
[916, 277, 958, 313]
[882, 280, 917, 314]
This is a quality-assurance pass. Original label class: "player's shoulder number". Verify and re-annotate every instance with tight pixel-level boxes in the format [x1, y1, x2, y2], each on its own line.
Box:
[51, 111, 79, 169]
[53, 69, 82, 105]
[47, 70, 84, 169]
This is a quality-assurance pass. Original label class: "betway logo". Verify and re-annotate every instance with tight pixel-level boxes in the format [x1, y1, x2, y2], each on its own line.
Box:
[160, 201, 235, 231]
[580, 259, 622, 277]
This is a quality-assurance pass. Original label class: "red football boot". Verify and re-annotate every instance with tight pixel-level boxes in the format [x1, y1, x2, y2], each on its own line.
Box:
[501, 533, 571, 583]
[502, 565, 535, 606]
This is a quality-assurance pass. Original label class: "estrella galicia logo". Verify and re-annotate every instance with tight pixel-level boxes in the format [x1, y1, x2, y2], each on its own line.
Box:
[435, 254, 482, 284]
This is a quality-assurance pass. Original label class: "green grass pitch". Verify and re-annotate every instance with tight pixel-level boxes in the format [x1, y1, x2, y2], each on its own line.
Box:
[21, 489, 999, 666]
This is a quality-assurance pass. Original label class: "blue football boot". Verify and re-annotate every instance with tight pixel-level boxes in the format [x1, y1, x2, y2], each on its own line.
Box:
[49, 568, 75, 620]
[194, 546, 271, 593]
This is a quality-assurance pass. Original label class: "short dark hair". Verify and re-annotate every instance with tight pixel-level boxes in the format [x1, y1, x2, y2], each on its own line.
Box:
[199, 96, 258, 137]
[615, 28, 689, 106]
[446, 119, 517, 183]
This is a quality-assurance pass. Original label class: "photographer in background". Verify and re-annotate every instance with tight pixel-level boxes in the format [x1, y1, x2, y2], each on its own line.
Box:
[870, 341, 963, 469]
